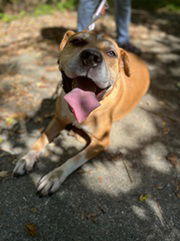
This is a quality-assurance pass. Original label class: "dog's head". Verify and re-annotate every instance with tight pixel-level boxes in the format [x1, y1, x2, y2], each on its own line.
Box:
[58, 30, 130, 123]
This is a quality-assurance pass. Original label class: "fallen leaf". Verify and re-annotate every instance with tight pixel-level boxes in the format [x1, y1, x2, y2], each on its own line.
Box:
[82, 212, 99, 223]
[19, 90, 29, 97]
[36, 60, 43, 66]
[163, 127, 169, 135]
[155, 183, 165, 190]
[40, 76, 49, 83]
[0, 136, 4, 144]
[11, 112, 27, 120]
[34, 117, 43, 124]
[77, 168, 92, 175]
[46, 66, 57, 72]
[77, 169, 86, 174]
[31, 208, 38, 213]
[166, 153, 179, 168]
[161, 121, 169, 135]
[162, 120, 167, 127]
[5, 117, 15, 126]
[98, 176, 103, 184]
[139, 194, 149, 202]
[0, 171, 10, 178]
[26, 223, 38, 237]
[36, 82, 47, 88]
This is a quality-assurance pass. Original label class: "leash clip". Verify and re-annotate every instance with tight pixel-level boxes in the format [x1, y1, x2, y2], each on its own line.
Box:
[87, 0, 108, 31]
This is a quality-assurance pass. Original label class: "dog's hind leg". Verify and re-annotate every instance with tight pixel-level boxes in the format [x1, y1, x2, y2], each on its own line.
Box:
[13, 117, 68, 176]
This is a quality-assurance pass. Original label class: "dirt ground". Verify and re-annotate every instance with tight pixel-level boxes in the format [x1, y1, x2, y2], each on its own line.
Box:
[0, 10, 180, 241]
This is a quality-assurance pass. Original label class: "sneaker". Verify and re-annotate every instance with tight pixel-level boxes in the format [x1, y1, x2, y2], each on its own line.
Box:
[119, 42, 142, 56]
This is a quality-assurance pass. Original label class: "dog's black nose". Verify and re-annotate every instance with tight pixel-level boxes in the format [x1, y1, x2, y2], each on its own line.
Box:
[80, 49, 102, 67]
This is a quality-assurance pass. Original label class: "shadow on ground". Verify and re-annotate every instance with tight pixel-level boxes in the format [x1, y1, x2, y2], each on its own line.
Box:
[132, 10, 180, 37]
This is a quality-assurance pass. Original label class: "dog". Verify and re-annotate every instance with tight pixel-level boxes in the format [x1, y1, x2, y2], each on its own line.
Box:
[13, 30, 150, 196]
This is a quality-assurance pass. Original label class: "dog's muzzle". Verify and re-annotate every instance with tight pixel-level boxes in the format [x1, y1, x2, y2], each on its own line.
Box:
[61, 48, 111, 123]
[80, 48, 102, 68]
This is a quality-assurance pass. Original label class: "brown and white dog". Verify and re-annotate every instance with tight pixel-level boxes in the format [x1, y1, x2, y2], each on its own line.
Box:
[13, 30, 150, 196]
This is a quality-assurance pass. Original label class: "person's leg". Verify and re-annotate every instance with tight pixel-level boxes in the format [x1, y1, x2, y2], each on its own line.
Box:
[77, 0, 99, 31]
[115, 0, 141, 55]
[115, 0, 131, 45]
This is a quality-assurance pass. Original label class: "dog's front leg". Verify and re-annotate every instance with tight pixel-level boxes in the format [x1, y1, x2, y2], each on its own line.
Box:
[13, 117, 68, 176]
[37, 134, 109, 196]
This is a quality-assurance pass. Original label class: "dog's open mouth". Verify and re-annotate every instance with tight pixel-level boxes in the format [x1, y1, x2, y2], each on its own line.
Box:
[61, 71, 109, 123]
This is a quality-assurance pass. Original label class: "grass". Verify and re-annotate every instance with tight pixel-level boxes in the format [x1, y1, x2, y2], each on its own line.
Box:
[0, 1, 78, 22]
[0, 11, 26, 22]
[132, 0, 180, 11]
[33, 4, 55, 16]
[33, 0, 78, 16]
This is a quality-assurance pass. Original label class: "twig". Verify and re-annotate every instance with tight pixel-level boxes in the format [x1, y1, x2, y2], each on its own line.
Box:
[122, 159, 133, 183]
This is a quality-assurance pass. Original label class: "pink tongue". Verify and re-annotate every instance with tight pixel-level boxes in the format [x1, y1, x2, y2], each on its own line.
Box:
[64, 88, 100, 123]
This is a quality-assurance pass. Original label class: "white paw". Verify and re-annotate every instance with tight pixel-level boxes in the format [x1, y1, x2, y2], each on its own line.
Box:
[13, 151, 39, 176]
[37, 168, 65, 196]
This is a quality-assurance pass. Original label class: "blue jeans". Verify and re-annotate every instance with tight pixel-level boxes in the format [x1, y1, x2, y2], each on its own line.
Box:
[77, 0, 131, 45]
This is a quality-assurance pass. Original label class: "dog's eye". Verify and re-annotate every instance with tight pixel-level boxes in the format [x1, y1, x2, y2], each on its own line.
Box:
[106, 50, 117, 57]
[70, 38, 87, 46]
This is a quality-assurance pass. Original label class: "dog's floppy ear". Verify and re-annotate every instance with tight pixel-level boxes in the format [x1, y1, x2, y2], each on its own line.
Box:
[59, 30, 75, 52]
[119, 49, 131, 77]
